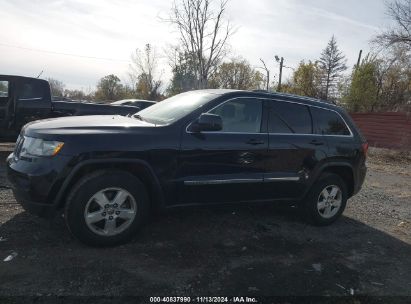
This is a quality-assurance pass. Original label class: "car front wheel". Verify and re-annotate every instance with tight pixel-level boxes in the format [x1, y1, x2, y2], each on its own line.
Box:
[64, 170, 149, 246]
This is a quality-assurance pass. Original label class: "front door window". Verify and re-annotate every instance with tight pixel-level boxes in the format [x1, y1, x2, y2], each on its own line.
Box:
[210, 98, 263, 133]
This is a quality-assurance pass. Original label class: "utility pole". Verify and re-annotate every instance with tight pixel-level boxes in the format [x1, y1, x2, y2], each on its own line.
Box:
[356, 50, 363, 71]
[275, 56, 284, 92]
[259, 59, 270, 91]
[278, 57, 284, 92]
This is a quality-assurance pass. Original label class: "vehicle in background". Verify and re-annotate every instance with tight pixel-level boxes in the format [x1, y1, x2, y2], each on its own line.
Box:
[111, 99, 156, 111]
[0, 75, 141, 139]
[6, 89, 368, 246]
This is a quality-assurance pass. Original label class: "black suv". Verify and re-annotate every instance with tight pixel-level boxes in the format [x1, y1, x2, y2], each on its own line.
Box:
[6, 90, 367, 246]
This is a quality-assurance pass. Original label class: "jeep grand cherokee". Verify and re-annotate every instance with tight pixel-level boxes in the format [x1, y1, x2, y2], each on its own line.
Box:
[7, 90, 367, 246]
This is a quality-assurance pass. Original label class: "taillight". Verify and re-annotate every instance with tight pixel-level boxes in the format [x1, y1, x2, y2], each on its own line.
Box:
[362, 142, 369, 158]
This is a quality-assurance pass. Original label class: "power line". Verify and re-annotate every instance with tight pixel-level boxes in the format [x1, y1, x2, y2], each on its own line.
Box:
[0, 42, 130, 63]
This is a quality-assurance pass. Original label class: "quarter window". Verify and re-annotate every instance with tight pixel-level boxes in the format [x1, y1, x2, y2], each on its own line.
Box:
[0, 81, 8, 98]
[311, 107, 350, 136]
[269, 101, 312, 134]
[210, 98, 263, 133]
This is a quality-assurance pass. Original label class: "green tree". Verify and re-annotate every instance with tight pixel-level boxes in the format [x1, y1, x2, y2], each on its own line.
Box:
[319, 35, 347, 101]
[167, 50, 198, 96]
[286, 61, 322, 98]
[95, 74, 124, 101]
[343, 55, 379, 112]
[343, 47, 411, 112]
[209, 58, 264, 90]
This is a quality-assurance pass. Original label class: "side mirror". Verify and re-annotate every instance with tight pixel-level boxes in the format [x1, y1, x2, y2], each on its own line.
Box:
[191, 113, 223, 132]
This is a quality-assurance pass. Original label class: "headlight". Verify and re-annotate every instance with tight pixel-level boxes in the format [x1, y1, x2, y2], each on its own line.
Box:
[20, 137, 64, 157]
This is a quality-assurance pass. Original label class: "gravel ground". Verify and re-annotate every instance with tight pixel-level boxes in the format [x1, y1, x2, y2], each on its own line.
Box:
[0, 148, 410, 299]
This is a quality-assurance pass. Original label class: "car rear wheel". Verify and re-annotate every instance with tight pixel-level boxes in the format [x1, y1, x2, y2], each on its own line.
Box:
[65, 170, 149, 246]
[302, 173, 348, 226]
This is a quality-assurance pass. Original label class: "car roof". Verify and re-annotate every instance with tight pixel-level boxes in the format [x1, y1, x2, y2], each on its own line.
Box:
[0, 74, 46, 82]
[193, 89, 342, 112]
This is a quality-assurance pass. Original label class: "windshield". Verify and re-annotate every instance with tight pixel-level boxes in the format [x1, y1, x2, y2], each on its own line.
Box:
[137, 91, 218, 125]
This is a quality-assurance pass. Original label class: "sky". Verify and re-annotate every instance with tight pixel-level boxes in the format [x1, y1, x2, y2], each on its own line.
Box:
[0, 0, 391, 91]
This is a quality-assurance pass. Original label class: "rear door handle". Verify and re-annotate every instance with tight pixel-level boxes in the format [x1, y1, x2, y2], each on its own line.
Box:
[310, 140, 325, 146]
[246, 139, 265, 146]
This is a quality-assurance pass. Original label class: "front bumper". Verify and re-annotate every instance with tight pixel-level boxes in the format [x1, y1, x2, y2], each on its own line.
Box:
[6, 153, 71, 218]
[11, 188, 57, 218]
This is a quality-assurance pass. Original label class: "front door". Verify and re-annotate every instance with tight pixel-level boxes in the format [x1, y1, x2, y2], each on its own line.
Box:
[178, 97, 268, 204]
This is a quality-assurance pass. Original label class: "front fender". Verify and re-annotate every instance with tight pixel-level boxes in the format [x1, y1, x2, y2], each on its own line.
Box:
[53, 158, 165, 209]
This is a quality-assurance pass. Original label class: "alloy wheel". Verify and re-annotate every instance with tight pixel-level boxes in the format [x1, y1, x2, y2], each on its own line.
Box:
[84, 188, 137, 236]
[317, 185, 342, 219]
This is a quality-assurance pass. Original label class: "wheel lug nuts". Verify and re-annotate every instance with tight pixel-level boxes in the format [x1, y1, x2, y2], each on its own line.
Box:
[113, 204, 118, 208]
[109, 216, 113, 220]
[115, 211, 120, 215]
[102, 212, 106, 216]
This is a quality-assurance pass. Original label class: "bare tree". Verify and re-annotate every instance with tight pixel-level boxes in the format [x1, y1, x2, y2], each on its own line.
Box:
[129, 44, 163, 100]
[166, 0, 234, 89]
[375, 0, 411, 48]
[47, 78, 65, 97]
[319, 35, 347, 101]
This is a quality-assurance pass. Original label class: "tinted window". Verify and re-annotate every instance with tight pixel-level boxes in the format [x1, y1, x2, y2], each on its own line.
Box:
[270, 101, 312, 134]
[268, 109, 293, 134]
[311, 107, 351, 136]
[19, 82, 45, 100]
[0, 81, 8, 98]
[210, 98, 263, 133]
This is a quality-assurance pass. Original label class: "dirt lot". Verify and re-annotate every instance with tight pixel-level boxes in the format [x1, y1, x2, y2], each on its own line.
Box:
[0, 147, 410, 299]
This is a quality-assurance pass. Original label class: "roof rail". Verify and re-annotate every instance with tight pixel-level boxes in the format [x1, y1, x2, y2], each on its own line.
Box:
[252, 90, 269, 93]
[250, 89, 333, 105]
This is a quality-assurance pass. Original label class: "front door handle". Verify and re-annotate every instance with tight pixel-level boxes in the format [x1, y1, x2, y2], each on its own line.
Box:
[310, 140, 325, 146]
[246, 139, 265, 146]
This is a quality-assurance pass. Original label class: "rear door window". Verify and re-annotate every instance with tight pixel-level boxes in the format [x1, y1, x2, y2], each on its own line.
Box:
[311, 107, 351, 136]
[19, 82, 45, 100]
[269, 100, 312, 134]
[0, 81, 9, 98]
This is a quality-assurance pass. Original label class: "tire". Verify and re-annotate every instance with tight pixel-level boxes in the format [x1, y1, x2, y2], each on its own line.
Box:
[302, 173, 348, 226]
[64, 170, 149, 247]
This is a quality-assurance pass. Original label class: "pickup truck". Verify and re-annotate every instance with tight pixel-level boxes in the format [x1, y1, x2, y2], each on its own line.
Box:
[0, 75, 141, 139]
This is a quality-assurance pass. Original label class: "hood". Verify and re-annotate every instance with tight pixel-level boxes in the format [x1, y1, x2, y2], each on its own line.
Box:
[23, 115, 155, 138]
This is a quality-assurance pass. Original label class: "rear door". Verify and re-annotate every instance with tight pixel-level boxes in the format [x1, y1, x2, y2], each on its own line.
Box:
[178, 97, 268, 204]
[310, 106, 354, 160]
[262, 99, 328, 200]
